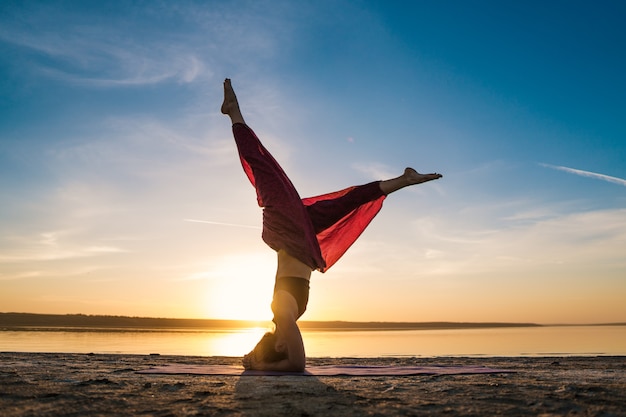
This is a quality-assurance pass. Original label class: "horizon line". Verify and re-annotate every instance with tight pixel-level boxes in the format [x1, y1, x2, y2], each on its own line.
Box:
[1, 312, 624, 329]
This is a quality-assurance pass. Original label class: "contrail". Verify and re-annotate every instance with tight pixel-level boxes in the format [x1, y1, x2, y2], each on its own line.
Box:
[540, 163, 626, 187]
[183, 219, 261, 229]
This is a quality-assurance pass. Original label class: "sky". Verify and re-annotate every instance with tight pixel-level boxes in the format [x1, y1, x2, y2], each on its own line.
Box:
[1, 0, 625, 325]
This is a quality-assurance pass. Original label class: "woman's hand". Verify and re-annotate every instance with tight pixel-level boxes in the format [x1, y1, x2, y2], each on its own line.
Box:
[243, 351, 265, 370]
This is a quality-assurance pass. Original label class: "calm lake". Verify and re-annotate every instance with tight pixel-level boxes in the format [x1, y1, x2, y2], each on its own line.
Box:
[2, 325, 625, 357]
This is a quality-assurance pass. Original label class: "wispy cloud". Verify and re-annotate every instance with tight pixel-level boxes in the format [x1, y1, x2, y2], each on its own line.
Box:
[400, 207, 626, 279]
[0, 29, 208, 87]
[0, 3, 216, 87]
[0, 246, 128, 263]
[0, 1, 298, 89]
[540, 163, 626, 187]
[0, 228, 129, 263]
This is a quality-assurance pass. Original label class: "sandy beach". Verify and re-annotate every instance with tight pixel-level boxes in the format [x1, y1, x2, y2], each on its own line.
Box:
[1, 353, 625, 416]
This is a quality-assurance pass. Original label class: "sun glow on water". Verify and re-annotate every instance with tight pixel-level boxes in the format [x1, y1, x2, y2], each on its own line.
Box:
[206, 327, 268, 356]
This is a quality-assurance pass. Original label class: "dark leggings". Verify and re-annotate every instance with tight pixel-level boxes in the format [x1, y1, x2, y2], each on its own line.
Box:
[274, 276, 310, 319]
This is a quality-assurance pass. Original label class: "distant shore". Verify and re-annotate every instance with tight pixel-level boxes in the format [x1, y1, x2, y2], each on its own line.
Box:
[0, 312, 549, 331]
[2, 312, 624, 333]
[1, 352, 625, 416]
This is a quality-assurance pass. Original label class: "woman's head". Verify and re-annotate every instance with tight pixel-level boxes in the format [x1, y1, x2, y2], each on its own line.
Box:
[252, 331, 288, 363]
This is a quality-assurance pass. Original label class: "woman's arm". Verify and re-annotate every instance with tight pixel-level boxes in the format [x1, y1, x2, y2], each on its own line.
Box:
[242, 319, 305, 372]
[241, 293, 306, 372]
[266, 316, 305, 372]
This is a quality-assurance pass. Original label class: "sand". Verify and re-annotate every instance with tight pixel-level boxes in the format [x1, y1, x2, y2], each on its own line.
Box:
[1, 353, 625, 416]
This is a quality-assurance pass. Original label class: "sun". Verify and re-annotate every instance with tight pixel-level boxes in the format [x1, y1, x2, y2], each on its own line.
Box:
[204, 251, 276, 321]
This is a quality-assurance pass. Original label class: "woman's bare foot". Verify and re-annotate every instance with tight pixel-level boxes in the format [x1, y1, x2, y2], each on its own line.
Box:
[403, 167, 442, 185]
[379, 167, 442, 194]
[221, 78, 245, 124]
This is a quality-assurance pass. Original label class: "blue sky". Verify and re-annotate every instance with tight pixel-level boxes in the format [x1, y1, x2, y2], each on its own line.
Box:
[1, 0, 625, 324]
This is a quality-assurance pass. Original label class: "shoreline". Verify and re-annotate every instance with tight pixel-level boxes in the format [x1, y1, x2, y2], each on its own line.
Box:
[2, 353, 625, 416]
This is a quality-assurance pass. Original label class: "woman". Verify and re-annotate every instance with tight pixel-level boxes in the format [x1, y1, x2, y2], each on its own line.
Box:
[221, 79, 442, 371]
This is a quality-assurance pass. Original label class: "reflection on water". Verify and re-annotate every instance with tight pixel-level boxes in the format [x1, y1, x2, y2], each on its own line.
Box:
[0, 328, 268, 357]
[303, 326, 626, 357]
[1, 326, 625, 357]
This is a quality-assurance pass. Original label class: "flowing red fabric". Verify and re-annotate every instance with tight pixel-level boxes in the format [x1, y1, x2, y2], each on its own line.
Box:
[303, 187, 385, 272]
[233, 123, 385, 272]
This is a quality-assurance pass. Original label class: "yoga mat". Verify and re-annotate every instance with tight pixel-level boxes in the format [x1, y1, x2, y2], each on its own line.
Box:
[138, 364, 514, 377]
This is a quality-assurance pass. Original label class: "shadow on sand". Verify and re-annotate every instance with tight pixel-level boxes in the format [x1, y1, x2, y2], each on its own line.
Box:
[234, 374, 363, 416]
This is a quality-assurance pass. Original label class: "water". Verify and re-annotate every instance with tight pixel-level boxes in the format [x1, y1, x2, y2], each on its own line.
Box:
[1, 326, 625, 357]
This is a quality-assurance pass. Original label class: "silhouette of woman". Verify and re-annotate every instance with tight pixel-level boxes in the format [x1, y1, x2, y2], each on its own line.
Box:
[221, 79, 442, 371]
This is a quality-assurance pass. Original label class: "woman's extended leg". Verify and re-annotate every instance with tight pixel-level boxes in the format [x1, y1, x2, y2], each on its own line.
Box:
[304, 169, 442, 271]
[306, 169, 442, 234]
[221, 79, 325, 270]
